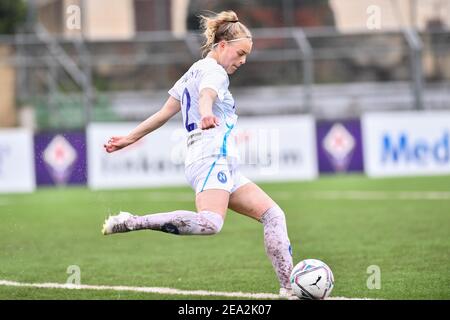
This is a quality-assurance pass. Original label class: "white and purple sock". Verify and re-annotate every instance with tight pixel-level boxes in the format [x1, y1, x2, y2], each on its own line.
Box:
[125, 210, 223, 235]
[260, 205, 294, 290]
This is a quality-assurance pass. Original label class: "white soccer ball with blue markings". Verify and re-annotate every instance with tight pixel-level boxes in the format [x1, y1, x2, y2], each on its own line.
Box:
[290, 259, 334, 300]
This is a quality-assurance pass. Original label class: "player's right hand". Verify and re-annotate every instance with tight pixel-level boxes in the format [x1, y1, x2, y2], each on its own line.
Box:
[104, 136, 133, 153]
[200, 115, 220, 130]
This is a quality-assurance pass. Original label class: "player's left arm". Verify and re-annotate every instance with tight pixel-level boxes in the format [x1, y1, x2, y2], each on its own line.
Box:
[199, 88, 220, 130]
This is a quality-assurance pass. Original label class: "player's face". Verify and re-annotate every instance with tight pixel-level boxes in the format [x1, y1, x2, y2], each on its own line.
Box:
[218, 39, 252, 74]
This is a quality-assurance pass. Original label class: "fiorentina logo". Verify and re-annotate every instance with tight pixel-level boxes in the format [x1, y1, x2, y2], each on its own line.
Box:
[43, 135, 77, 185]
[322, 123, 355, 172]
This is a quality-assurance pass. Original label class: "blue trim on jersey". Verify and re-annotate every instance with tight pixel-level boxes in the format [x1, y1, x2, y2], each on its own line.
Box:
[220, 123, 234, 156]
[200, 122, 234, 192]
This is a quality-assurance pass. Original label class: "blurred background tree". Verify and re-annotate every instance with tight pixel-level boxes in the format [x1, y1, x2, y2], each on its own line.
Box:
[0, 0, 27, 34]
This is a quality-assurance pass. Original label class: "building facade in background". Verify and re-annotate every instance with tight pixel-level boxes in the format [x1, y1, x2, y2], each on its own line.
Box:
[34, 0, 449, 39]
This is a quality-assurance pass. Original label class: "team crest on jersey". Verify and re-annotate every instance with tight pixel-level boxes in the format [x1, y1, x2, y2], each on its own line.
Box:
[217, 171, 227, 184]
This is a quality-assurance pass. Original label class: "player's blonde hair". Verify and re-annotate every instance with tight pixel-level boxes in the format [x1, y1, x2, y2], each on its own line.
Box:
[199, 10, 252, 56]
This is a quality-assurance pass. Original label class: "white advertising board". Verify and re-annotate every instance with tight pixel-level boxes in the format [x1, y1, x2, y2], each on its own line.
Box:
[87, 122, 187, 190]
[362, 111, 450, 177]
[88, 115, 318, 190]
[234, 115, 318, 182]
[0, 129, 35, 193]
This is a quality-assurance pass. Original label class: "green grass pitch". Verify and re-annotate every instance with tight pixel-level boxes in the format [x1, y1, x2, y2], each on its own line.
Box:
[0, 174, 449, 299]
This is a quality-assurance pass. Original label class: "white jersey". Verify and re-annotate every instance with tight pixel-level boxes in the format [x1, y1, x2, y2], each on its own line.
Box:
[168, 57, 239, 166]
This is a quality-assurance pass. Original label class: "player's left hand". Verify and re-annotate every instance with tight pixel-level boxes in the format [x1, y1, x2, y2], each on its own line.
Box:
[200, 115, 220, 130]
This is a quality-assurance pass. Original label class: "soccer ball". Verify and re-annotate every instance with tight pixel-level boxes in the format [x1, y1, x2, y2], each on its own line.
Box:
[290, 259, 334, 300]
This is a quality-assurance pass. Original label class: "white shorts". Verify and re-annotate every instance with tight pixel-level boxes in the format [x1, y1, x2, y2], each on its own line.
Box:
[185, 157, 251, 194]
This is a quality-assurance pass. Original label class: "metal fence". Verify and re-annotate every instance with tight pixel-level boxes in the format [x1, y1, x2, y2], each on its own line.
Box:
[0, 25, 449, 129]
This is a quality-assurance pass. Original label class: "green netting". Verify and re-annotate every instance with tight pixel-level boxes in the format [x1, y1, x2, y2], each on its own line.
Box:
[31, 94, 119, 130]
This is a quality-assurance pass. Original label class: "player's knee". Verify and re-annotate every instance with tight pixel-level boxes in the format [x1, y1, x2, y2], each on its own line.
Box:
[198, 210, 224, 235]
[260, 205, 286, 224]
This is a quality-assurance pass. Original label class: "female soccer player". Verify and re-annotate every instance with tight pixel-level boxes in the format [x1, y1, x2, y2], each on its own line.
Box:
[102, 10, 295, 299]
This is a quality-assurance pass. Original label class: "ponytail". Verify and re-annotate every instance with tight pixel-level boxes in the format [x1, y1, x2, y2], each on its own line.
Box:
[199, 10, 251, 56]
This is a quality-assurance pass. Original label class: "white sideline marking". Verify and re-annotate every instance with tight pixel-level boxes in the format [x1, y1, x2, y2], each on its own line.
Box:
[0, 280, 371, 300]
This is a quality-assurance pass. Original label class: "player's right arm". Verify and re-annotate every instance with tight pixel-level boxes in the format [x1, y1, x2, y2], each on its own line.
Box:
[104, 96, 181, 153]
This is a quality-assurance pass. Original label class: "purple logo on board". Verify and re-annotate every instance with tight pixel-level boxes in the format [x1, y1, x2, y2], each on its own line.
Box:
[316, 119, 364, 174]
[43, 135, 77, 185]
[322, 123, 355, 172]
[35, 132, 87, 186]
